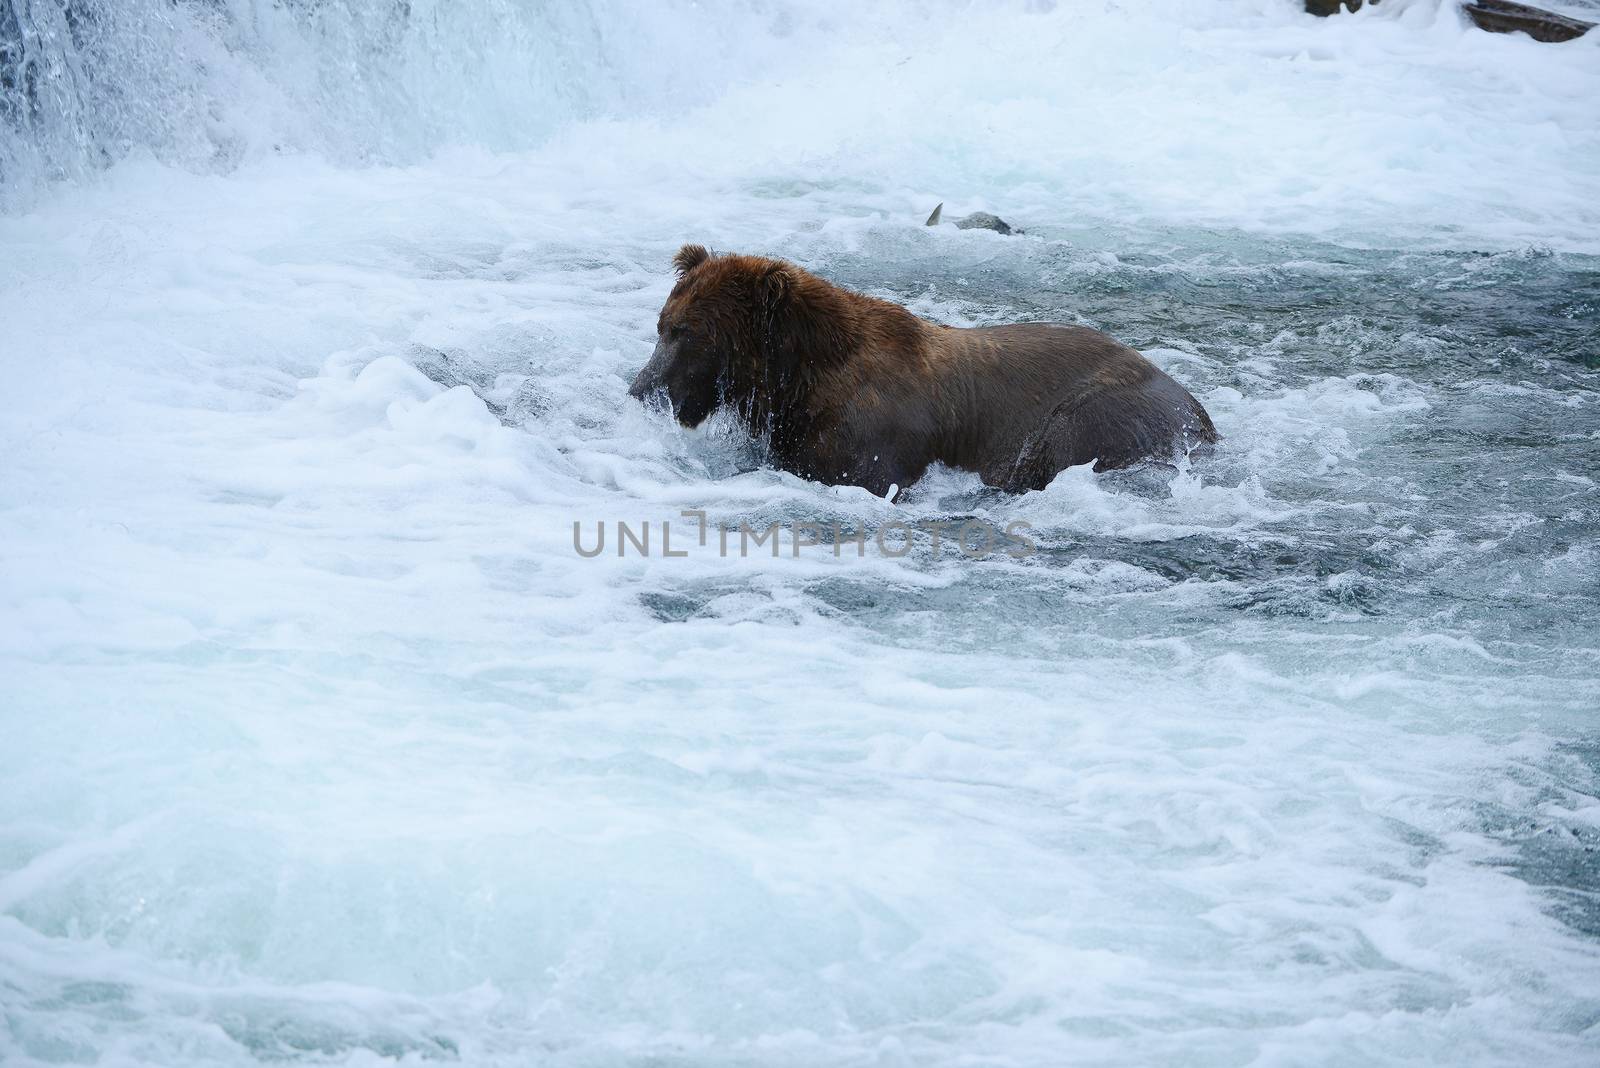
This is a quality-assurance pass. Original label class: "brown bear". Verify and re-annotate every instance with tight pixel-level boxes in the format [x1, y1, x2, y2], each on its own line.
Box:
[629, 244, 1217, 497]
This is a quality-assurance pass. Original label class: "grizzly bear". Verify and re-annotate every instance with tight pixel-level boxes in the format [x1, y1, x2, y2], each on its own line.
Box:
[629, 244, 1217, 497]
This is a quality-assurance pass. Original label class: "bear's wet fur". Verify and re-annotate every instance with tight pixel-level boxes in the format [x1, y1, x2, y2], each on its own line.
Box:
[628, 244, 1217, 498]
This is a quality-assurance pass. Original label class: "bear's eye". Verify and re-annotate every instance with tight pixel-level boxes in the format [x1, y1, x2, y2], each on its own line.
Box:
[668, 324, 689, 341]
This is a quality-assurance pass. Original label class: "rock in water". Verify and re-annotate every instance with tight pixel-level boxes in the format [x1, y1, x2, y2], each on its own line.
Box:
[1304, 0, 1593, 43]
[1463, 1, 1594, 42]
[954, 211, 1015, 235]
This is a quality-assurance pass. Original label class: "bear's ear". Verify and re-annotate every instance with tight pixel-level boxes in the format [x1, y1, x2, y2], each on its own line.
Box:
[761, 262, 791, 315]
[673, 244, 711, 276]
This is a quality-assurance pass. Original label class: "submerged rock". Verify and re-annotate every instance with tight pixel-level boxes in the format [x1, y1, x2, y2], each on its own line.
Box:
[500, 378, 551, 425]
[407, 343, 496, 392]
[1463, 0, 1594, 42]
[1305, 0, 1594, 43]
[924, 202, 1020, 235]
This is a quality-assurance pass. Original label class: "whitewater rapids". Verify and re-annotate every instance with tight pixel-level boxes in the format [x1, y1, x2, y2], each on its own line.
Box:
[2, 2, 1598, 1065]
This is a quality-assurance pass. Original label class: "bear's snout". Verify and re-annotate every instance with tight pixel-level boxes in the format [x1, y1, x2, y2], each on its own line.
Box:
[628, 338, 670, 400]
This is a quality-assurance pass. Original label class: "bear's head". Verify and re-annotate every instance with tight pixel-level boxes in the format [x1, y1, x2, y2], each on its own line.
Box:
[628, 244, 816, 429]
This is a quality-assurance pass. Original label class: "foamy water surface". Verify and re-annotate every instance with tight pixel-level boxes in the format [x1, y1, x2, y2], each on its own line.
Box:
[2, 2, 1598, 1065]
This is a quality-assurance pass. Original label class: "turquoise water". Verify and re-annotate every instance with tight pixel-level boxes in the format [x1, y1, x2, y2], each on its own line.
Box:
[2, 2, 1598, 1065]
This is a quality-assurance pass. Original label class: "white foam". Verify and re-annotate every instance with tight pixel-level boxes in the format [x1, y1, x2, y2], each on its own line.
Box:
[2, 3, 1599, 1065]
